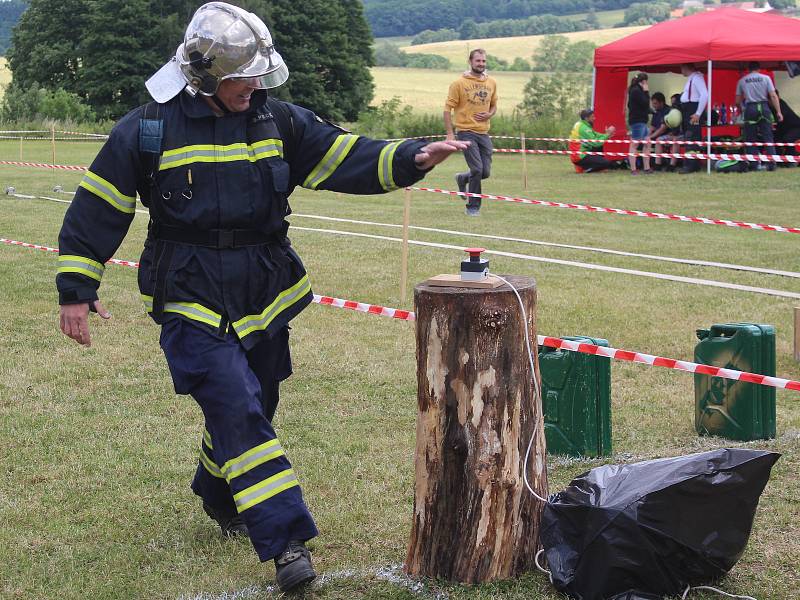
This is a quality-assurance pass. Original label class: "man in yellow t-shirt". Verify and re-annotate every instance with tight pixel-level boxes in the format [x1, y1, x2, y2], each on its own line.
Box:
[444, 49, 498, 216]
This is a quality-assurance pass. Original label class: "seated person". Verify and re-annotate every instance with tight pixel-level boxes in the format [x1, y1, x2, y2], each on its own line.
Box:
[649, 94, 684, 171]
[774, 89, 800, 160]
[569, 108, 617, 173]
[648, 92, 669, 170]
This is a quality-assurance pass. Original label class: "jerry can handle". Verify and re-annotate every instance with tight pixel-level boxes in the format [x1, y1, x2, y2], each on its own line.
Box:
[709, 325, 742, 339]
[696, 328, 710, 341]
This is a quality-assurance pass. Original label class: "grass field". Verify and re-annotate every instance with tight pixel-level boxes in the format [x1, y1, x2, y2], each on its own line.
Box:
[404, 26, 646, 65]
[371, 67, 531, 114]
[1, 140, 800, 599]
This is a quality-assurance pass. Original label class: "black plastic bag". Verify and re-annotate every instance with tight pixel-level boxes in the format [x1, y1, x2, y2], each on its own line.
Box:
[540, 448, 780, 600]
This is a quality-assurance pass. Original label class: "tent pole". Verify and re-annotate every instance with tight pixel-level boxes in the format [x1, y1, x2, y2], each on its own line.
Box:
[707, 60, 713, 174]
[591, 67, 596, 107]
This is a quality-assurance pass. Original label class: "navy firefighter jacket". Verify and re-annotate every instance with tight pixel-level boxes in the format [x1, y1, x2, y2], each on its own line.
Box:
[56, 90, 429, 349]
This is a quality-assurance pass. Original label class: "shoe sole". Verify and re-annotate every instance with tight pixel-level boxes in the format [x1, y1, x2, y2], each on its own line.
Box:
[278, 569, 317, 592]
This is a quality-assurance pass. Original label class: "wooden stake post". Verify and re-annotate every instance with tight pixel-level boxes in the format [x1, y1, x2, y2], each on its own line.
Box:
[794, 307, 800, 363]
[521, 132, 528, 190]
[400, 189, 412, 302]
[406, 275, 547, 583]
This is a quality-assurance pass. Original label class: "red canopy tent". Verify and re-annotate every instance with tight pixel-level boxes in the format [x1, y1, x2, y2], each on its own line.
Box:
[592, 7, 800, 157]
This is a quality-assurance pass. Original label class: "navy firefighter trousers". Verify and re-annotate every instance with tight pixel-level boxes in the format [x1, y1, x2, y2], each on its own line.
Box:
[159, 316, 318, 561]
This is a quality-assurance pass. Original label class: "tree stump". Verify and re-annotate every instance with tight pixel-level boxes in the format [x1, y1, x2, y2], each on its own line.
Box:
[405, 275, 547, 583]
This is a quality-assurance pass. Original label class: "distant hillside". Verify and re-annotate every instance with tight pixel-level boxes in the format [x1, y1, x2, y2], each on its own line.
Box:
[0, 1, 27, 56]
[363, 0, 642, 37]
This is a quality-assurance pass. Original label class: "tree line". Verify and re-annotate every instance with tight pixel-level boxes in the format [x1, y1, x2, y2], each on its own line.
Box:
[363, 0, 642, 37]
[3, 0, 374, 122]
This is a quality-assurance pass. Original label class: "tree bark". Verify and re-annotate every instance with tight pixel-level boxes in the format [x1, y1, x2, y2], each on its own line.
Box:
[405, 275, 547, 583]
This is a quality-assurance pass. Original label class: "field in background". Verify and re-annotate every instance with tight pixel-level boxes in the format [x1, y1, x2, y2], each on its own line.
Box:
[371, 66, 530, 114]
[1, 140, 799, 599]
[0, 57, 10, 100]
[404, 26, 645, 64]
[565, 8, 627, 27]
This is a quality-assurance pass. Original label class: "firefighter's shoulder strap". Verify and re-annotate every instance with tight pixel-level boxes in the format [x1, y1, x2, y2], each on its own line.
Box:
[139, 101, 163, 188]
[265, 97, 296, 165]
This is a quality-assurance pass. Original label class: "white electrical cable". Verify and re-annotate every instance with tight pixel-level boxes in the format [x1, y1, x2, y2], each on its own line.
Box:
[534, 549, 554, 584]
[682, 585, 758, 600]
[491, 274, 549, 504]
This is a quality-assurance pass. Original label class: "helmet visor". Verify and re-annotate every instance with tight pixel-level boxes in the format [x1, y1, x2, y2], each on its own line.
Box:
[217, 48, 289, 91]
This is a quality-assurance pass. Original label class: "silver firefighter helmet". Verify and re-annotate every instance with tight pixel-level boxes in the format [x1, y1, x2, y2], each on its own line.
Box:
[145, 2, 288, 103]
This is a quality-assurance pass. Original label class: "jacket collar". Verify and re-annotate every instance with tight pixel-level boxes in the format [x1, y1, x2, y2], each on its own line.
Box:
[178, 88, 270, 119]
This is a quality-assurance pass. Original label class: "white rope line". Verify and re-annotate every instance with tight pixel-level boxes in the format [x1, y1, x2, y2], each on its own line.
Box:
[291, 226, 800, 300]
[11, 190, 795, 280]
[682, 584, 757, 600]
[291, 213, 800, 280]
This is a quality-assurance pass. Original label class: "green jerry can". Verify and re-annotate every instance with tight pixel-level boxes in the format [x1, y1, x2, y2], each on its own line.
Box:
[538, 336, 612, 457]
[694, 323, 776, 441]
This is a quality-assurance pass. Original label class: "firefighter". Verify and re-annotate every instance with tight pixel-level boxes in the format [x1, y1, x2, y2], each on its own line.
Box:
[56, 2, 468, 592]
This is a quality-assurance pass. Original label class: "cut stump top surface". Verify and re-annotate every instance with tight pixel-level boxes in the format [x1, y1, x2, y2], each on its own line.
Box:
[415, 274, 536, 296]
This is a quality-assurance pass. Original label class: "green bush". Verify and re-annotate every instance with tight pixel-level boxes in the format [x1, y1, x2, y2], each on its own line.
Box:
[1, 82, 96, 123]
[353, 95, 576, 144]
[410, 28, 459, 45]
[406, 54, 452, 69]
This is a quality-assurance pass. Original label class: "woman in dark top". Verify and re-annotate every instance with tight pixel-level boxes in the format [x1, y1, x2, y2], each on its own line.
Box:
[627, 72, 652, 174]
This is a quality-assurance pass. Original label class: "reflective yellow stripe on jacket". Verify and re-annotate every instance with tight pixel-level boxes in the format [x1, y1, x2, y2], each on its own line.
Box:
[378, 141, 403, 191]
[141, 274, 310, 338]
[79, 171, 137, 214]
[232, 275, 311, 339]
[141, 295, 223, 329]
[158, 139, 284, 171]
[302, 134, 359, 189]
[57, 255, 105, 282]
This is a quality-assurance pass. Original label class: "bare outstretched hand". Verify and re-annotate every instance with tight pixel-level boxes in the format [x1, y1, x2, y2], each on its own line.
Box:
[414, 139, 470, 170]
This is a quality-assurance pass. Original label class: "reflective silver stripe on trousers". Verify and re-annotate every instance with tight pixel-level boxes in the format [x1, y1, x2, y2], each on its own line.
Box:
[234, 470, 298, 511]
[223, 441, 284, 480]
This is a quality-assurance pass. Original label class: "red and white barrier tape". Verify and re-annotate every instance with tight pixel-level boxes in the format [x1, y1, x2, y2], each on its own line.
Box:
[0, 160, 88, 171]
[56, 131, 109, 138]
[0, 136, 105, 141]
[409, 186, 800, 235]
[538, 336, 800, 392]
[494, 147, 799, 163]
[514, 136, 800, 148]
[313, 294, 415, 321]
[3, 234, 799, 392]
[381, 133, 798, 148]
[0, 238, 139, 267]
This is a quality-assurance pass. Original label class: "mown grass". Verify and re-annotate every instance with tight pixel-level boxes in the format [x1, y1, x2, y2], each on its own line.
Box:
[1, 139, 799, 599]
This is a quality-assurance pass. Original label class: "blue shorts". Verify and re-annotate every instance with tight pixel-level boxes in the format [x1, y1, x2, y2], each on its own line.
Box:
[629, 122, 649, 140]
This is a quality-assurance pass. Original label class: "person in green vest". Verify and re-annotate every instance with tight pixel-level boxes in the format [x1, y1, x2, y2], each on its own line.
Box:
[569, 108, 617, 173]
